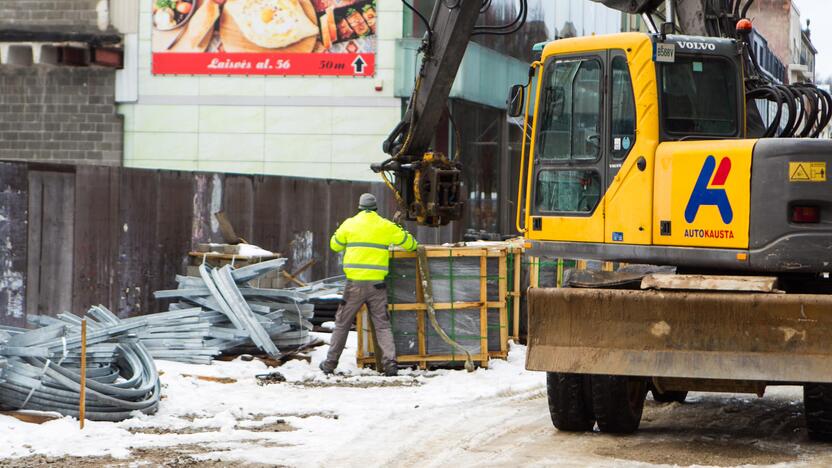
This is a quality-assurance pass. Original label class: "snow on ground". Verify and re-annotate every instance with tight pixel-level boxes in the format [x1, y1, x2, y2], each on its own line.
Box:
[0, 332, 545, 466]
[3, 333, 832, 467]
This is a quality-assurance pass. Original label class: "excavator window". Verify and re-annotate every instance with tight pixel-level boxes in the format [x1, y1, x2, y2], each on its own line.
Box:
[610, 55, 636, 161]
[532, 55, 604, 216]
[536, 58, 602, 162]
[534, 170, 602, 214]
[660, 56, 739, 138]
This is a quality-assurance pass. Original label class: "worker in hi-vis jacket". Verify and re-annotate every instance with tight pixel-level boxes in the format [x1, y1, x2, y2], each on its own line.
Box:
[320, 193, 418, 377]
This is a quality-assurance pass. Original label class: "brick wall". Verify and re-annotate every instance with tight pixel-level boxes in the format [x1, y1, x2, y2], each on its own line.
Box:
[0, 0, 102, 29]
[0, 67, 122, 165]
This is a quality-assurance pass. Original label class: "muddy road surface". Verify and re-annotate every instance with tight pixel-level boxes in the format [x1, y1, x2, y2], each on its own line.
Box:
[325, 386, 832, 467]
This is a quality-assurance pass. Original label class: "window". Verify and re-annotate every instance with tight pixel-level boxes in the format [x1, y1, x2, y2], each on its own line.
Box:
[534, 170, 602, 214]
[536, 58, 602, 161]
[660, 57, 739, 136]
[610, 56, 636, 160]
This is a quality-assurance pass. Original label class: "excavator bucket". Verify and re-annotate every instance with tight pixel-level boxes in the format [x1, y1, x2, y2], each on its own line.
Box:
[526, 288, 832, 383]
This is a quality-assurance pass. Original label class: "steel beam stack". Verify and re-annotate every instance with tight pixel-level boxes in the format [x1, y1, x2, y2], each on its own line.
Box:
[150, 259, 340, 364]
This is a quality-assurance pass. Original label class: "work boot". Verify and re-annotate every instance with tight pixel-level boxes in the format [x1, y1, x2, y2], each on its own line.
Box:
[319, 360, 336, 375]
[383, 361, 398, 377]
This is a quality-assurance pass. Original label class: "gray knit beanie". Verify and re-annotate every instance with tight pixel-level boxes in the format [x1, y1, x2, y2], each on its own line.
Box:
[358, 193, 377, 211]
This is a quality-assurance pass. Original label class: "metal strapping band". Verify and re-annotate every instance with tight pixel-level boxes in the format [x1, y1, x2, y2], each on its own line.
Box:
[343, 264, 389, 272]
[346, 242, 389, 249]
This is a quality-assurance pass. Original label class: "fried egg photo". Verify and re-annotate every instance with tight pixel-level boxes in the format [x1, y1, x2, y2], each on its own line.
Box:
[225, 0, 319, 49]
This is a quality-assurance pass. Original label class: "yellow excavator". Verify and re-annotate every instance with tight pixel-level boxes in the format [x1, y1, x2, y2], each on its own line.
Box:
[375, 0, 832, 440]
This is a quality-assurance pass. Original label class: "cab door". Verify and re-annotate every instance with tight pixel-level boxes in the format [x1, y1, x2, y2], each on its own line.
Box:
[527, 52, 607, 243]
[603, 49, 655, 245]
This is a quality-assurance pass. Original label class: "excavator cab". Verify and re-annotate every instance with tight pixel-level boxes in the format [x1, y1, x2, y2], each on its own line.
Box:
[517, 32, 832, 273]
[515, 32, 832, 441]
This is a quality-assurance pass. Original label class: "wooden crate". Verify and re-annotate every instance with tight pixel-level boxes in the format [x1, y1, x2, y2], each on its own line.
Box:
[356, 243, 523, 370]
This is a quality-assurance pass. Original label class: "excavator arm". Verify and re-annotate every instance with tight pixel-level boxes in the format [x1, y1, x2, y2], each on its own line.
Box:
[373, 2, 484, 226]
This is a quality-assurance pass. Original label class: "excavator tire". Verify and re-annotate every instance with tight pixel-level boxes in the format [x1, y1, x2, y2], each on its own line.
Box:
[805, 383, 832, 442]
[591, 375, 648, 434]
[546, 372, 595, 432]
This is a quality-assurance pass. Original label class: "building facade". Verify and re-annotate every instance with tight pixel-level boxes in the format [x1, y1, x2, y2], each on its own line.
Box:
[745, 0, 816, 83]
[0, 0, 124, 165]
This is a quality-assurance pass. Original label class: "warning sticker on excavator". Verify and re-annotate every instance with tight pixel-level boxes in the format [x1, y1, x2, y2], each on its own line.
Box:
[789, 162, 827, 182]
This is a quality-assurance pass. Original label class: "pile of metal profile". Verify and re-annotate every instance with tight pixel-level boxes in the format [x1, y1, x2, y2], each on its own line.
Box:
[0, 306, 160, 421]
[150, 259, 341, 364]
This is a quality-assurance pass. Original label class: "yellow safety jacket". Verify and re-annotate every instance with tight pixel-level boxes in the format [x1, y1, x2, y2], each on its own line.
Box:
[330, 210, 418, 281]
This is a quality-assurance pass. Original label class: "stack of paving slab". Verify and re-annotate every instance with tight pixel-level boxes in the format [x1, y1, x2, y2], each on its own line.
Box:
[151, 259, 340, 364]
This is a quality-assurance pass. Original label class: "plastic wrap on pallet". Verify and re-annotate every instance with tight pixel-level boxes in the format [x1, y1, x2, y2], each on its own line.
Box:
[388, 257, 501, 303]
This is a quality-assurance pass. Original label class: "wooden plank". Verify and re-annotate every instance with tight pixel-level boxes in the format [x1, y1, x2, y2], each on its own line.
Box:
[391, 248, 507, 258]
[25, 171, 42, 318]
[27, 171, 75, 317]
[0, 162, 28, 327]
[498, 254, 508, 354]
[641, 274, 779, 293]
[43, 172, 75, 316]
[358, 354, 491, 364]
[512, 249, 521, 340]
[479, 253, 489, 369]
[116, 169, 159, 318]
[191, 172, 224, 246]
[387, 301, 504, 311]
[528, 256, 539, 288]
[187, 252, 280, 261]
[0, 411, 60, 424]
[252, 175, 283, 256]
[73, 165, 118, 314]
[153, 171, 195, 314]
[105, 168, 121, 313]
[222, 175, 254, 244]
[180, 374, 237, 384]
[356, 306, 364, 362]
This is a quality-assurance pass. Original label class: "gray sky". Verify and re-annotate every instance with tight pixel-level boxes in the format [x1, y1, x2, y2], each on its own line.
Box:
[793, 0, 832, 79]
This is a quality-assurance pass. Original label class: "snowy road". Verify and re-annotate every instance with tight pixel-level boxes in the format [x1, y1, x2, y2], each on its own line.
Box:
[2, 333, 832, 467]
[343, 386, 832, 467]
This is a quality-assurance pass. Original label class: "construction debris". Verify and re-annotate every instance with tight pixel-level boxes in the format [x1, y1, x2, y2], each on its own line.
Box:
[149, 259, 340, 365]
[0, 306, 160, 421]
[255, 371, 287, 386]
[0, 259, 341, 421]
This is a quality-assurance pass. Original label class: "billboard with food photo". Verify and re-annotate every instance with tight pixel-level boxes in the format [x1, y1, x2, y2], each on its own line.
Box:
[151, 0, 377, 76]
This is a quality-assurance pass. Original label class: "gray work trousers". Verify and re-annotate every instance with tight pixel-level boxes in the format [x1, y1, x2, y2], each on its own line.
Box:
[326, 280, 397, 367]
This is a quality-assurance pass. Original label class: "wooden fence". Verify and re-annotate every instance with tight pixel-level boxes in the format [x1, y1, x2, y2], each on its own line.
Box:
[0, 161, 457, 326]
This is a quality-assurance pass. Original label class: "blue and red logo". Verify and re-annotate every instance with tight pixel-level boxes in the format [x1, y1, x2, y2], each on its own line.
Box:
[685, 155, 732, 224]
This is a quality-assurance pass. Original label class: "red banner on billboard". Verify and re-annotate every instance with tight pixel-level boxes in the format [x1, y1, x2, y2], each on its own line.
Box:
[151, 0, 377, 76]
[153, 52, 374, 75]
